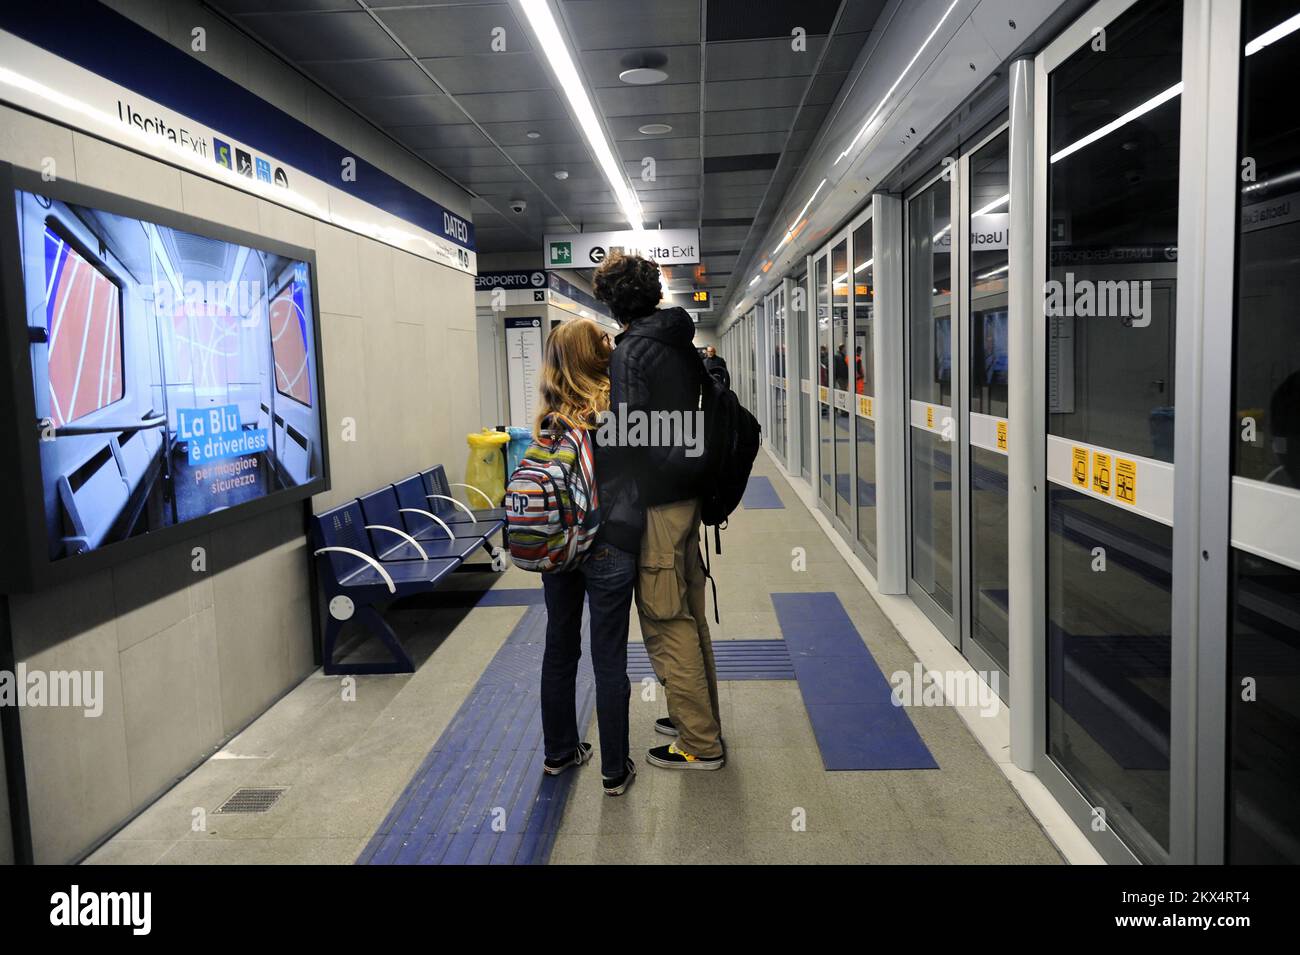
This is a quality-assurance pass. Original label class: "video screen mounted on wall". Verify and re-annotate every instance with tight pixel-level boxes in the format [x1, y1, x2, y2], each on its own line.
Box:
[0, 164, 329, 591]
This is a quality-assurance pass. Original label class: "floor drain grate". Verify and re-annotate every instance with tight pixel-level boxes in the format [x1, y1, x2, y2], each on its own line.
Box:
[215, 787, 287, 814]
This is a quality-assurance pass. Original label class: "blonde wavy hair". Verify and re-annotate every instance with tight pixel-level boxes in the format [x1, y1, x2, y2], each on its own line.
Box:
[534, 318, 611, 437]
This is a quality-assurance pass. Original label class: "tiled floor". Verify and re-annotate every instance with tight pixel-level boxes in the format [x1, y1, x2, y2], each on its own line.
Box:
[86, 453, 1062, 865]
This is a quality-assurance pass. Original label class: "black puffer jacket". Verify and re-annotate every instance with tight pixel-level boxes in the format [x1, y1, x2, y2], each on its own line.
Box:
[596, 306, 707, 551]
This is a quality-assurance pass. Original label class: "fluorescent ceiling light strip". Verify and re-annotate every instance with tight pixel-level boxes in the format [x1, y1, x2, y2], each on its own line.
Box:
[977, 264, 1009, 279]
[1050, 82, 1182, 164]
[519, 0, 643, 229]
[772, 178, 827, 254]
[835, 0, 962, 165]
[854, 257, 874, 273]
[973, 193, 1009, 216]
[1246, 11, 1300, 55]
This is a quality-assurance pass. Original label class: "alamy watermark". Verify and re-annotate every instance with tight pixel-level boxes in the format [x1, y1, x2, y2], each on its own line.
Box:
[0, 665, 104, 717]
[890, 663, 1001, 717]
[593, 403, 704, 458]
[1044, 271, 1152, 326]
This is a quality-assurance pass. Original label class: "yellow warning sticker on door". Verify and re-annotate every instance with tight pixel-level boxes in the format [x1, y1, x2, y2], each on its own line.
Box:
[996, 421, 1008, 451]
[1092, 451, 1112, 496]
[926, 406, 935, 429]
[1072, 447, 1088, 487]
[1115, 458, 1137, 505]
[818, 386, 828, 403]
[865, 396, 873, 418]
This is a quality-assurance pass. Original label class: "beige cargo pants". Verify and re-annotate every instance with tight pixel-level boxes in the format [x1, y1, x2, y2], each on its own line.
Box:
[635, 498, 723, 759]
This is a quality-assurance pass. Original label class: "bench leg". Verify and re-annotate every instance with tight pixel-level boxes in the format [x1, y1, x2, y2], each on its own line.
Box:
[322, 605, 415, 676]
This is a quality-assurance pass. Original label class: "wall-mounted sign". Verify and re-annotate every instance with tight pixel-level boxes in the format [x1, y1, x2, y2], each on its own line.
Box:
[504, 318, 543, 429]
[0, 7, 476, 273]
[544, 229, 700, 268]
[475, 270, 547, 291]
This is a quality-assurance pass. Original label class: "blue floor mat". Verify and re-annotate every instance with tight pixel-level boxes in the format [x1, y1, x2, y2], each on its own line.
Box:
[772, 592, 938, 771]
[627, 638, 795, 681]
[741, 475, 784, 509]
[357, 603, 592, 865]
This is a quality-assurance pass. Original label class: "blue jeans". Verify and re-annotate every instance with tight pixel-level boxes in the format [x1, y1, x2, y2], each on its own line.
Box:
[540, 543, 637, 778]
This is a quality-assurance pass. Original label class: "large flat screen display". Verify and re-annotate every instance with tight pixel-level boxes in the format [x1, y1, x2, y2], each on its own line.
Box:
[3, 177, 327, 582]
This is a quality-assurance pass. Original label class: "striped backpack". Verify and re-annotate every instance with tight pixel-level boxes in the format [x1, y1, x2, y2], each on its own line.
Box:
[504, 415, 600, 573]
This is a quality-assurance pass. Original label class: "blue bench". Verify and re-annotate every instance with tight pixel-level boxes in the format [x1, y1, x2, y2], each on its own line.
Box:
[311, 471, 507, 675]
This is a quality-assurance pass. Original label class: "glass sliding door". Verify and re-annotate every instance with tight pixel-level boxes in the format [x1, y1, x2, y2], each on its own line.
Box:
[815, 252, 834, 508]
[906, 171, 958, 636]
[766, 285, 788, 465]
[795, 271, 812, 480]
[831, 237, 854, 529]
[851, 212, 877, 561]
[1043, 0, 1183, 863]
[966, 128, 1011, 678]
[1228, 0, 1300, 865]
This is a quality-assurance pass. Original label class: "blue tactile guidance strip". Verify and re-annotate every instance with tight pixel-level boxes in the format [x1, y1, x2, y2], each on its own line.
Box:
[741, 475, 785, 509]
[772, 592, 938, 771]
[627, 639, 795, 681]
[357, 601, 592, 865]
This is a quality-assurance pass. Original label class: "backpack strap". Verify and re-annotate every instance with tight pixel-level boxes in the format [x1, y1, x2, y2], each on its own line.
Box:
[699, 525, 720, 625]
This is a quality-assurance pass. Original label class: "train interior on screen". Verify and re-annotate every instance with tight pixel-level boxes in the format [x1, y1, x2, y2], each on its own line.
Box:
[16, 191, 322, 560]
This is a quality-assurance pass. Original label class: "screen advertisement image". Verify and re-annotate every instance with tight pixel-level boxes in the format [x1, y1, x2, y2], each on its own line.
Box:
[11, 186, 326, 568]
[980, 309, 1008, 385]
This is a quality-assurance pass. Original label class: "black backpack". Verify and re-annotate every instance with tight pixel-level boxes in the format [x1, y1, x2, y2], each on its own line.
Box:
[697, 365, 760, 529]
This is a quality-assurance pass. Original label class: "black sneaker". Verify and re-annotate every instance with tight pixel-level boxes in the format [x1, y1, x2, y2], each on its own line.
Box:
[602, 758, 637, 796]
[654, 717, 678, 737]
[646, 742, 724, 771]
[543, 742, 592, 776]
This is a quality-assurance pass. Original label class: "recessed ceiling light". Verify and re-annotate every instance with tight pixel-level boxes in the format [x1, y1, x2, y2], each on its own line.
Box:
[619, 67, 668, 85]
[638, 123, 673, 135]
[526, 130, 542, 139]
[554, 170, 570, 180]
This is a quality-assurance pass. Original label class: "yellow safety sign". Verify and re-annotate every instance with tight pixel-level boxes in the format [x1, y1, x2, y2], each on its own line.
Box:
[926, 406, 935, 429]
[1115, 458, 1137, 505]
[1072, 447, 1088, 488]
[819, 385, 828, 403]
[1092, 451, 1112, 496]
[996, 420, 1008, 451]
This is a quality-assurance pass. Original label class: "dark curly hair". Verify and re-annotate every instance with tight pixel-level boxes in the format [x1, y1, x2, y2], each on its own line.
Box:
[592, 252, 661, 324]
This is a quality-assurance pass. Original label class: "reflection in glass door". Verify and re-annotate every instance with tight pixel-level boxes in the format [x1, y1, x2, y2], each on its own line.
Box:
[815, 253, 834, 508]
[906, 171, 957, 636]
[1228, 0, 1300, 865]
[831, 237, 853, 529]
[851, 214, 877, 561]
[966, 129, 1011, 678]
[1044, 0, 1183, 863]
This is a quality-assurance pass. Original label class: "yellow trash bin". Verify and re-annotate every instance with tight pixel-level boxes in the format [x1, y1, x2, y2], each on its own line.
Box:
[464, 429, 511, 507]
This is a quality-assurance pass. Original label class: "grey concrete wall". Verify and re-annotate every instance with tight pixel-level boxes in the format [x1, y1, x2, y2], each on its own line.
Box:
[0, 2, 480, 864]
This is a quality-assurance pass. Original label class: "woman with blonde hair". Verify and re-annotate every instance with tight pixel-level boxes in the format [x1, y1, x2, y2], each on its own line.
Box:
[535, 318, 639, 796]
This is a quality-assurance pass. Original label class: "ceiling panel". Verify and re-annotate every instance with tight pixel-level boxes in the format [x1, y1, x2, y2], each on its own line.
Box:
[210, 0, 884, 263]
[301, 58, 433, 99]
[229, 10, 403, 61]
[418, 53, 553, 95]
[581, 45, 700, 88]
[704, 37, 829, 82]
[561, 0, 701, 49]
[595, 82, 701, 117]
[368, 4, 534, 59]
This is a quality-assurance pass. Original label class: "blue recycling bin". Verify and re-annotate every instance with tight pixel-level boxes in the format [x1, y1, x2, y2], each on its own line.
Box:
[505, 427, 533, 476]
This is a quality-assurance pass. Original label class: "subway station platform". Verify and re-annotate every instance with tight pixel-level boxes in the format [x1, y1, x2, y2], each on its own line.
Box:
[85, 452, 1069, 866]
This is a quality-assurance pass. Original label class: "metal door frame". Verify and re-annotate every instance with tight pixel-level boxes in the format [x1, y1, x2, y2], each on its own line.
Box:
[903, 162, 962, 644]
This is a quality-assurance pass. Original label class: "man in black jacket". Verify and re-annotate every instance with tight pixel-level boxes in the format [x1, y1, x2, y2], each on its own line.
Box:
[594, 253, 724, 770]
[702, 345, 730, 390]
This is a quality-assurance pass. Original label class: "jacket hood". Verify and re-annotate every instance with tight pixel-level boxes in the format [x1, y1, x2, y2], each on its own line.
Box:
[619, 306, 696, 348]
